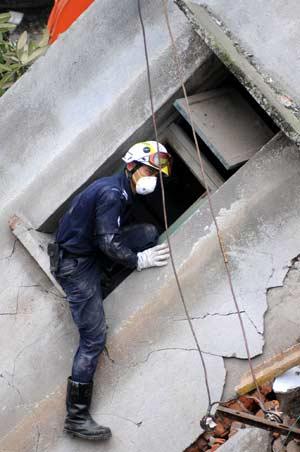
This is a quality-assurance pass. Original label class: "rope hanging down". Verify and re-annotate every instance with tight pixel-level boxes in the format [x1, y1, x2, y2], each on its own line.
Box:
[161, 0, 266, 410]
[137, 0, 213, 410]
[138, 0, 268, 418]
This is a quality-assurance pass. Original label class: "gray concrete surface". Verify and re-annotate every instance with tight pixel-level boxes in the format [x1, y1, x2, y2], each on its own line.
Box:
[2, 1, 300, 451]
[9, 215, 65, 296]
[2, 131, 300, 452]
[176, 0, 300, 143]
[0, 0, 217, 231]
[0, 0, 226, 451]
[224, 251, 300, 399]
[217, 428, 271, 452]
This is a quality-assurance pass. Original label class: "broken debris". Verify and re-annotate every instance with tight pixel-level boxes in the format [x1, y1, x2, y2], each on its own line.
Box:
[185, 384, 299, 452]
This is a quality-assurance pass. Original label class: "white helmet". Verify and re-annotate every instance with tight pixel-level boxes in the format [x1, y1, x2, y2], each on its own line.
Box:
[122, 141, 172, 176]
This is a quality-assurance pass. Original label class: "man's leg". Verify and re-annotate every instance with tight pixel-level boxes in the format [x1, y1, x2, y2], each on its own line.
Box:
[56, 256, 111, 440]
[99, 223, 159, 297]
[119, 223, 159, 253]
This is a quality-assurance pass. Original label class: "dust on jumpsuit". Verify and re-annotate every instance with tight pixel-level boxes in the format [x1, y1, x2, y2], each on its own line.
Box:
[55, 172, 158, 383]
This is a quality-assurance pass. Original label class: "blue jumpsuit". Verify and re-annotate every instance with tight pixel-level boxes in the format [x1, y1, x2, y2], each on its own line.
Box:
[55, 172, 158, 383]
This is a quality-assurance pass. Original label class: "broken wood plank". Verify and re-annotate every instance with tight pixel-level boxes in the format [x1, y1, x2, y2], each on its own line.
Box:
[174, 87, 274, 170]
[165, 123, 224, 191]
[9, 215, 65, 297]
[216, 406, 300, 439]
[236, 344, 300, 396]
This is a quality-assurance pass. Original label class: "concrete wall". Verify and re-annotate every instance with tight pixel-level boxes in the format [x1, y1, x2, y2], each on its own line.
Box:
[3, 0, 300, 450]
[176, 0, 300, 144]
[0, 0, 221, 450]
[0, 0, 213, 230]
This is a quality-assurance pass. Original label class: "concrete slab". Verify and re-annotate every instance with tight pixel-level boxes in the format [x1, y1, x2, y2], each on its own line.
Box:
[176, 0, 300, 143]
[0, 0, 219, 232]
[224, 256, 300, 400]
[217, 428, 271, 452]
[2, 2, 300, 450]
[9, 215, 65, 296]
[3, 130, 300, 451]
[174, 88, 274, 169]
[0, 1, 228, 450]
[164, 123, 224, 190]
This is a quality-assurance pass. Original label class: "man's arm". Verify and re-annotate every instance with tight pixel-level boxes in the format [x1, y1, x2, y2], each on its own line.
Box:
[95, 189, 138, 269]
[95, 188, 170, 271]
[97, 233, 138, 268]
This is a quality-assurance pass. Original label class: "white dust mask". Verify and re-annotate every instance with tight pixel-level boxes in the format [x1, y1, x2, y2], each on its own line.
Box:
[135, 176, 157, 195]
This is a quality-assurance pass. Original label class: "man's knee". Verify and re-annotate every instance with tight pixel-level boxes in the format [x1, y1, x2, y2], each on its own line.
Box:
[82, 329, 107, 357]
[91, 334, 107, 355]
[144, 224, 159, 244]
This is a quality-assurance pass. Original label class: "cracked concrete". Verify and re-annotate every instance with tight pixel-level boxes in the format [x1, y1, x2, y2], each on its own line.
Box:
[0, 1, 227, 451]
[1, 0, 300, 451]
[2, 131, 300, 451]
[224, 254, 300, 399]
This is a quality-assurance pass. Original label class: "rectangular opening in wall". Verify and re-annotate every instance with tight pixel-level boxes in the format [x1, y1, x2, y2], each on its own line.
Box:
[173, 76, 279, 181]
[33, 63, 279, 299]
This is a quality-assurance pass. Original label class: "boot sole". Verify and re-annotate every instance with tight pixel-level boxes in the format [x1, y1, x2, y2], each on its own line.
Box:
[64, 428, 112, 441]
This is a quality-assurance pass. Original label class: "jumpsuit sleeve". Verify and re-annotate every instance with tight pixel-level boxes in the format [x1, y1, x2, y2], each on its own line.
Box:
[95, 188, 138, 269]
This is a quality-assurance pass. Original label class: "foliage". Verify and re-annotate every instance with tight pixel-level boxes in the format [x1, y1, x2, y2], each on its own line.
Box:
[0, 12, 49, 96]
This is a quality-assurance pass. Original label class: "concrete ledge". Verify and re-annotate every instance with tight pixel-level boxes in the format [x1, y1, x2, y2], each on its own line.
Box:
[9, 215, 65, 297]
[3, 132, 300, 451]
[176, 0, 300, 144]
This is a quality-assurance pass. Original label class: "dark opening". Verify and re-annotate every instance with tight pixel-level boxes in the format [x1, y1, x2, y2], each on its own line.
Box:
[129, 149, 205, 235]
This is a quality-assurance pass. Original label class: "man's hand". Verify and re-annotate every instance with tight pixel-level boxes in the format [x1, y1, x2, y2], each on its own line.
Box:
[137, 243, 170, 271]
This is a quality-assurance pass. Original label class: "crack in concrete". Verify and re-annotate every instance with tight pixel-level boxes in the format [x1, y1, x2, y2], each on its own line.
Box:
[0, 239, 17, 261]
[0, 373, 24, 406]
[174, 311, 245, 321]
[244, 310, 263, 336]
[0, 283, 65, 318]
[0, 284, 39, 317]
[266, 266, 276, 288]
[35, 424, 41, 452]
[104, 346, 116, 364]
[11, 335, 45, 388]
[94, 413, 143, 427]
[192, 311, 245, 321]
[130, 347, 198, 368]
[0, 312, 18, 316]
[40, 285, 65, 300]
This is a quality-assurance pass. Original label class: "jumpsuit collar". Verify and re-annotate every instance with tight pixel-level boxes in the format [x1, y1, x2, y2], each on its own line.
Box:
[120, 171, 133, 205]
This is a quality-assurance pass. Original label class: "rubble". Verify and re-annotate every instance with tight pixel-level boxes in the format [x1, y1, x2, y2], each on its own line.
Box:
[286, 440, 300, 452]
[273, 366, 300, 418]
[215, 428, 271, 452]
[184, 383, 299, 452]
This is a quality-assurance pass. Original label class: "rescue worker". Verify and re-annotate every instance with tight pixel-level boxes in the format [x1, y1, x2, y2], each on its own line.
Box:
[50, 141, 172, 441]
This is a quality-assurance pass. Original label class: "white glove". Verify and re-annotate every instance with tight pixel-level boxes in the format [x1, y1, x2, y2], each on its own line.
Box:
[137, 243, 170, 271]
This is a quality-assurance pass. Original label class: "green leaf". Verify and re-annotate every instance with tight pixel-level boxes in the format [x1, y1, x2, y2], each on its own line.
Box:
[4, 55, 19, 63]
[17, 31, 27, 51]
[0, 23, 17, 32]
[38, 29, 49, 48]
[24, 46, 47, 65]
[20, 50, 29, 65]
[0, 13, 11, 23]
[1, 80, 14, 89]
[28, 40, 37, 54]
[0, 62, 13, 72]
[0, 71, 14, 87]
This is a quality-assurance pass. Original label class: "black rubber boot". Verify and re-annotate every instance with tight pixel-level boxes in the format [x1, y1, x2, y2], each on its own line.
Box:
[64, 377, 112, 440]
